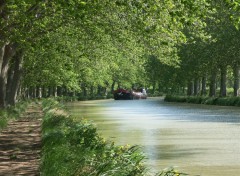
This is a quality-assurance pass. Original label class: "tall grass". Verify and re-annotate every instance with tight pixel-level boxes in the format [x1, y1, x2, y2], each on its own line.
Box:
[0, 101, 29, 131]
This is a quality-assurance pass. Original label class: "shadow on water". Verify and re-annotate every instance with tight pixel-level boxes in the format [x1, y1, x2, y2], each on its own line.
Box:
[143, 144, 206, 160]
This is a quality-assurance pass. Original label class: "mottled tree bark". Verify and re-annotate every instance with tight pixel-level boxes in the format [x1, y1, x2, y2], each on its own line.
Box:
[6, 50, 23, 105]
[0, 44, 16, 108]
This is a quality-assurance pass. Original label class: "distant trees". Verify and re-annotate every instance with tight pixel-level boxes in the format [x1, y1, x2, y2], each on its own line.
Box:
[151, 0, 240, 97]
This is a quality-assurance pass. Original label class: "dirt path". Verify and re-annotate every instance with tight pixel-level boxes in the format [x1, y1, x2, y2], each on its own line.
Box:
[0, 103, 42, 176]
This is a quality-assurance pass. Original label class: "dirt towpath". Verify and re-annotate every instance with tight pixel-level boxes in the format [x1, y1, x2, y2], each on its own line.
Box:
[0, 103, 42, 176]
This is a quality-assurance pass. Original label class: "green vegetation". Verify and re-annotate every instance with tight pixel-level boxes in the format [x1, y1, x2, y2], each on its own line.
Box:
[41, 98, 188, 176]
[0, 101, 28, 131]
[1, 1, 240, 175]
[0, 1, 240, 105]
[153, 1, 240, 97]
[165, 95, 240, 107]
[0, 0, 220, 108]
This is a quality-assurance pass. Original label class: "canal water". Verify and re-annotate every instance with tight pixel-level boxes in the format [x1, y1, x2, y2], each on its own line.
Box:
[67, 97, 240, 176]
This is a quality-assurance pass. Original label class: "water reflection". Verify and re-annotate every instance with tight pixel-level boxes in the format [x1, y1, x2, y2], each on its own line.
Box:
[67, 98, 240, 176]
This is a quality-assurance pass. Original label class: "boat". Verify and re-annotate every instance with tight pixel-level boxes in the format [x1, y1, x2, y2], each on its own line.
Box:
[113, 88, 147, 100]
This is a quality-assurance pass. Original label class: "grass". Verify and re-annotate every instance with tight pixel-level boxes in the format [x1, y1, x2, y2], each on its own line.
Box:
[0, 101, 29, 131]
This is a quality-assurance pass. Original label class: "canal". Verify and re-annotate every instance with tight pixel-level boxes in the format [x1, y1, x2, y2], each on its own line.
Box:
[67, 97, 240, 176]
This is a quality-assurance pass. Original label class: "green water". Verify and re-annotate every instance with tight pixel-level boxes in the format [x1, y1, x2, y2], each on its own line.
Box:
[67, 98, 240, 176]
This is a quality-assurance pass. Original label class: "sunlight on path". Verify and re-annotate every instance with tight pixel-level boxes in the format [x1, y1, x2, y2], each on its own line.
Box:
[0, 103, 42, 176]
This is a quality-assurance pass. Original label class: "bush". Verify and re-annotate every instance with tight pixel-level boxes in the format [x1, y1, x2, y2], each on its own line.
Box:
[164, 95, 187, 103]
[164, 95, 240, 107]
[186, 96, 202, 104]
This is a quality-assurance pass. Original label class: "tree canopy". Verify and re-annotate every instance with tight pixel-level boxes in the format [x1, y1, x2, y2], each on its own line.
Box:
[1, 0, 239, 107]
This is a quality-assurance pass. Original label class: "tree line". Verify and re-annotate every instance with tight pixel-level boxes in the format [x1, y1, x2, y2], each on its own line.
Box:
[0, 0, 239, 108]
[146, 0, 240, 97]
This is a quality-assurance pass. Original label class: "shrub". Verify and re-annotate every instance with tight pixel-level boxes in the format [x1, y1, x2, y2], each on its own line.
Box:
[164, 95, 240, 107]
[164, 95, 187, 103]
[186, 96, 202, 104]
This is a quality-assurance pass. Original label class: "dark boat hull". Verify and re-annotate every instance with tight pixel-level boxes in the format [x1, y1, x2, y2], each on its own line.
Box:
[113, 89, 147, 100]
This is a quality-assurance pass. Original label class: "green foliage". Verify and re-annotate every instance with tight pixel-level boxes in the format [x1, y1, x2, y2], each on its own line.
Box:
[157, 167, 188, 176]
[0, 111, 8, 130]
[42, 98, 65, 112]
[165, 95, 240, 107]
[164, 95, 187, 103]
[0, 101, 29, 131]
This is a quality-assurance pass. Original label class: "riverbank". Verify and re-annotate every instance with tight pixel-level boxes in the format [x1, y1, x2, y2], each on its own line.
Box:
[164, 95, 240, 106]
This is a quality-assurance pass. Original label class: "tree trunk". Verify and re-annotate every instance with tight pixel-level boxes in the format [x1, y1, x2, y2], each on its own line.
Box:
[6, 62, 14, 101]
[57, 86, 63, 97]
[36, 87, 40, 98]
[6, 50, 23, 105]
[42, 86, 47, 98]
[0, 44, 16, 108]
[209, 69, 217, 97]
[220, 66, 227, 97]
[233, 65, 239, 96]
[37, 87, 42, 99]
[187, 81, 194, 96]
[201, 76, 207, 96]
[48, 87, 53, 97]
[194, 78, 199, 96]
[29, 87, 36, 98]
[54, 86, 57, 97]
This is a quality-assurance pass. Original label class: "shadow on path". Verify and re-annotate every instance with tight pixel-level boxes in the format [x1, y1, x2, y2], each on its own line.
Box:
[0, 103, 42, 176]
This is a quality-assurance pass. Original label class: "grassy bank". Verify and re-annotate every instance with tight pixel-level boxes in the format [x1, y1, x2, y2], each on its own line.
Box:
[41, 99, 187, 176]
[0, 101, 29, 131]
[164, 95, 240, 106]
